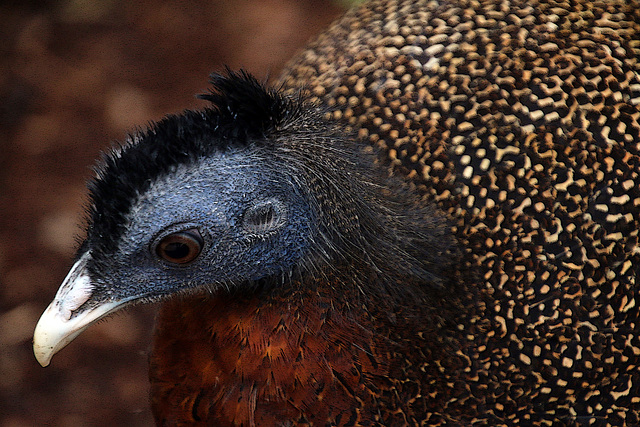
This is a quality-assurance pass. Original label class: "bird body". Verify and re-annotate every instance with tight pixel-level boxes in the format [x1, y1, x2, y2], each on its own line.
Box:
[33, 0, 640, 425]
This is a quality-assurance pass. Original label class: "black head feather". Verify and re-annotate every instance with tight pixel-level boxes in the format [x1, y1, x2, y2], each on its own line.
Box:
[198, 69, 301, 138]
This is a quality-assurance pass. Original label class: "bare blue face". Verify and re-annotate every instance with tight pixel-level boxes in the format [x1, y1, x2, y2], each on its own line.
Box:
[87, 147, 317, 303]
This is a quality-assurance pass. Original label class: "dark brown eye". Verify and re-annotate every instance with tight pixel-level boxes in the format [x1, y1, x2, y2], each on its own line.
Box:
[156, 229, 203, 264]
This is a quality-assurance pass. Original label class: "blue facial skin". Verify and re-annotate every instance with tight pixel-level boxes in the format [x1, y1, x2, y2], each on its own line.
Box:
[87, 148, 317, 303]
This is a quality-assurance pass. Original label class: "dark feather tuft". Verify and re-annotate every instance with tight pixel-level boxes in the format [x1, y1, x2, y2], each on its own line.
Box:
[198, 69, 301, 138]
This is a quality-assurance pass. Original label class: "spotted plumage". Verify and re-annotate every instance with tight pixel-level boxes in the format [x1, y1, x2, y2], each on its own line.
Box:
[34, 0, 640, 425]
[280, 0, 640, 423]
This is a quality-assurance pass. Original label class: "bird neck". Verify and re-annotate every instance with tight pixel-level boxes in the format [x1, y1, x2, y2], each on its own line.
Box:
[149, 269, 450, 424]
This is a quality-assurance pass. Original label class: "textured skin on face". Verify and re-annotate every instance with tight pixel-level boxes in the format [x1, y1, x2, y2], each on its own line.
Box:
[148, 0, 640, 425]
[274, 0, 640, 424]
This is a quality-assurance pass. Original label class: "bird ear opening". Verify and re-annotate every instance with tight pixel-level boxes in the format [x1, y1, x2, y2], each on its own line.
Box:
[242, 198, 287, 236]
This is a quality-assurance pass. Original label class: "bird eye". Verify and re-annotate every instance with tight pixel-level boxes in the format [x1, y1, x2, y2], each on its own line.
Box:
[156, 229, 203, 264]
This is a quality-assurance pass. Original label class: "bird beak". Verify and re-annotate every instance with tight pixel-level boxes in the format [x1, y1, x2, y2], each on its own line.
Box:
[33, 252, 132, 367]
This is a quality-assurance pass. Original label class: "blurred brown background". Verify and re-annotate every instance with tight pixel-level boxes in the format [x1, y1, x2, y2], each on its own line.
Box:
[0, 1, 347, 425]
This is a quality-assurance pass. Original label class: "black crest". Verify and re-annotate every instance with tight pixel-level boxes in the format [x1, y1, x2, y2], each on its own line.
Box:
[199, 69, 302, 138]
[83, 70, 303, 259]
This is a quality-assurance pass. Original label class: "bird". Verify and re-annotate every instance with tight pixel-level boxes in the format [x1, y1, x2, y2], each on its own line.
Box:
[33, 0, 640, 425]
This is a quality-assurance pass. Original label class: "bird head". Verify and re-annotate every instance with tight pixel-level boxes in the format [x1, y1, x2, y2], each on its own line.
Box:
[33, 71, 452, 367]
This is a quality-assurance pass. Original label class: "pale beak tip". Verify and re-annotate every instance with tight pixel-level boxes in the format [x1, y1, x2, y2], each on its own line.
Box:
[33, 311, 62, 367]
[34, 347, 53, 367]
